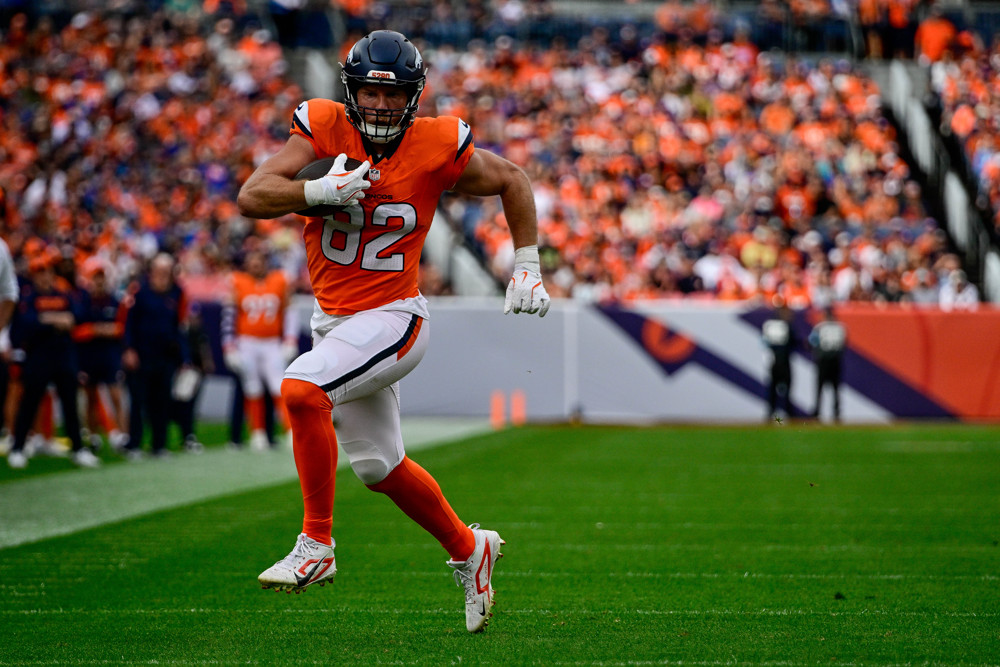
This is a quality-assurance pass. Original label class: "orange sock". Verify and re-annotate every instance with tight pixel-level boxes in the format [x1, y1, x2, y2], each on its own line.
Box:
[281, 378, 337, 545]
[38, 391, 53, 439]
[245, 396, 265, 432]
[368, 457, 475, 561]
[96, 392, 115, 433]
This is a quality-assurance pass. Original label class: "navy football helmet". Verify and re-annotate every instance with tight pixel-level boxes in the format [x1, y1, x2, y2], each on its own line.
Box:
[341, 30, 426, 144]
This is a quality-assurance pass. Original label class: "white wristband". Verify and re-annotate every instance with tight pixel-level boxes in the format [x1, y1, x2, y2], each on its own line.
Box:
[303, 179, 325, 207]
[513, 245, 540, 272]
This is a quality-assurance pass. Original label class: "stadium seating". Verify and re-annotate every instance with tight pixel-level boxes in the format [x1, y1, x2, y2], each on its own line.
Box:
[0, 3, 986, 309]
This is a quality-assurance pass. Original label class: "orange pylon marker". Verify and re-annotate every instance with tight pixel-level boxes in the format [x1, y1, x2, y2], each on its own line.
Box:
[490, 390, 507, 430]
[510, 389, 526, 426]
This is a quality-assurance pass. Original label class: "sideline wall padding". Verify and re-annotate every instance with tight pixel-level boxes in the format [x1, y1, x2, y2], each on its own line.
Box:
[193, 297, 999, 423]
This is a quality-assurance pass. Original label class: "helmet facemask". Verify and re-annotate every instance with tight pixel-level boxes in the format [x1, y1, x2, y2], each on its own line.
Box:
[342, 76, 424, 144]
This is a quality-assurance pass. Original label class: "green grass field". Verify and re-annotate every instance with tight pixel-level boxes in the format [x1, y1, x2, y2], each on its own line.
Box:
[2, 422, 999, 665]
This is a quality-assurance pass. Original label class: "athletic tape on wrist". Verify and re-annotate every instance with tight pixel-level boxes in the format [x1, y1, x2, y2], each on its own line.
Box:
[513, 245, 540, 273]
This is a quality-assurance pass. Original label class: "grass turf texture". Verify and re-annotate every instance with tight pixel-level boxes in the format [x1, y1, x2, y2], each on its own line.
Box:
[2, 423, 999, 665]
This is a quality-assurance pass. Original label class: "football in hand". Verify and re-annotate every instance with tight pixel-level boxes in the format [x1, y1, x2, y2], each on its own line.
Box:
[295, 156, 366, 217]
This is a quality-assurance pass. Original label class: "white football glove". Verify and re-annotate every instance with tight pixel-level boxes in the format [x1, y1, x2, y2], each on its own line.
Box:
[302, 153, 371, 208]
[504, 245, 551, 317]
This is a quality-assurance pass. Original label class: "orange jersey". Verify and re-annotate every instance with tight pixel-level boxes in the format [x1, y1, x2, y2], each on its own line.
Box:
[290, 99, 474, 315]
[232, 270, 288, 338]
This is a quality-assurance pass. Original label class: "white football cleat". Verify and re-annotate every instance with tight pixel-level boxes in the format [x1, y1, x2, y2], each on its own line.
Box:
[72, 448, 101, 468]
[109, 430, 130, 452]
[249, 429, 270, 452]
[7, 450, 27, 469]
[30, 435, 67, 458]
[447, 524, 505, 633]
[258, 533, 336, 593]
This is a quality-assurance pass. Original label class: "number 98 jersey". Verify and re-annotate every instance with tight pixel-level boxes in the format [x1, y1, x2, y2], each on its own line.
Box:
[290, 99, 475, 316]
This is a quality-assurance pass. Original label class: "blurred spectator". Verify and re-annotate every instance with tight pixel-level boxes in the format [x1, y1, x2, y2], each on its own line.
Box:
[939, 268, 979, 310]
[857, 0, 884, 58]
[915, 6, 957, 66]
[8, 252, 97, 469]
[74, 257, 128, 452]
[122, 253, 190, 459]
[886, 0, 918, 59]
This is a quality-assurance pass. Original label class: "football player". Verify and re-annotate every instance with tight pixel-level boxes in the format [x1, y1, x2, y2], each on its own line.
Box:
[222, 247, 296, 451]
[237, 30, 549, 633]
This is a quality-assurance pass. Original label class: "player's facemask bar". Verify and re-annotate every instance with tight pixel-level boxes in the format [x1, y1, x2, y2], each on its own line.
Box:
[343, 80, 424, 144]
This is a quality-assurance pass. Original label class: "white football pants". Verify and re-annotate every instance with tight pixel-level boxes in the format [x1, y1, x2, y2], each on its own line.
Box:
[235, 336, 285, 398]
[283, 308, 429, 484]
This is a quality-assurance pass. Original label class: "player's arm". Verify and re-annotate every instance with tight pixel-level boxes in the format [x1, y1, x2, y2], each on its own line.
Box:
[237, 135, 318, 219]
[237, 134, 371, 220]
[453, 149, 550, 316]
[452, 148, 538, 251]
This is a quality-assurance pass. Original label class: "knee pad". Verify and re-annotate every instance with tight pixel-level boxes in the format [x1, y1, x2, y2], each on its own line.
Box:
[331, 385, 404, 485]
[339, 437, 402, 485]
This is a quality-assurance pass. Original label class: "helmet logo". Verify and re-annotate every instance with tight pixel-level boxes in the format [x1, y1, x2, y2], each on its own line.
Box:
[367, 70, 396, 81]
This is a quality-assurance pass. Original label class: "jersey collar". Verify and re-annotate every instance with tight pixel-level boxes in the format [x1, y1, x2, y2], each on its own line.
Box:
[361, 130, 406, 165]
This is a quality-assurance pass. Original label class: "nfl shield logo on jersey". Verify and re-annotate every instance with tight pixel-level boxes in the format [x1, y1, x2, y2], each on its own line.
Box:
[368, 168, 381, 181]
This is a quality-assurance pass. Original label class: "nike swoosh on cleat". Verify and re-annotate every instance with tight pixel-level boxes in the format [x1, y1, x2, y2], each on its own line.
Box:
[295, 559, 326, 588]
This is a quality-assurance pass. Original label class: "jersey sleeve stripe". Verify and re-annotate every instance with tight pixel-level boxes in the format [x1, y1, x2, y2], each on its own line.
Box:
[292, 102, 313, 138]
[292, 114, 313, 139]
[456, 120, 473, 162]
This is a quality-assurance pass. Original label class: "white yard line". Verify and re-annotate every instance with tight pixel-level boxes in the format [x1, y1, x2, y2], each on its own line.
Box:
[0, 418, 489, 550]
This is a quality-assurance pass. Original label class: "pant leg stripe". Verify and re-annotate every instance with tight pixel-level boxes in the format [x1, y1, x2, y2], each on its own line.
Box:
[319, 314, 420, 393]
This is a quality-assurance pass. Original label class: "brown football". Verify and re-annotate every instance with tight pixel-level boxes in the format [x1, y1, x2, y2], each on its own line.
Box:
[295, 156, 365, 217]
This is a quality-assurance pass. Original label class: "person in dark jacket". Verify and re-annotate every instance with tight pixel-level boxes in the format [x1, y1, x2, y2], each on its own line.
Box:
[7, 252, 98, 469]
[762, 299, 797, 422]
[808, 307, 847, 421]
[122, 253, 189, 458]
[74, 259, 128, 451]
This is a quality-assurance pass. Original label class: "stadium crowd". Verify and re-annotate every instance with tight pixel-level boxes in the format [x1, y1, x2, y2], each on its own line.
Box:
[0, 3, 984, 309]
[431, 28, 972, 307]
[0, 1, 992, 464]
[923, 11, 1000, 241]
